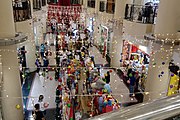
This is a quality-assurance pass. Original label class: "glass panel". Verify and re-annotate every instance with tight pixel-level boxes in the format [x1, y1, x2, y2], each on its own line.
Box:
[106, 0, 115, 14]
[42, 0, 46, 6]
[33, 0, 41, 10]
[13, 0, 32, 22]
[124, 4, 158, 24]
[99, 1, 105, 12]
[87, 0, 95, 8]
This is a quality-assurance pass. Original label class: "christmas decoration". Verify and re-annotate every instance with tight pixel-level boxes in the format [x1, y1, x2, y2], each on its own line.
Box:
[16, 104, 21, 110]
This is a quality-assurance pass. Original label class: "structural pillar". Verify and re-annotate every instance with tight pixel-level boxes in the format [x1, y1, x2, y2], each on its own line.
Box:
[0, 0, 15, 38]
[0, 0, 24, 119]
[144, 43, 173, 101]
[110, 0, 129, 67]
[83, 0, 87, 8]
[95, 0, 99, 14]
[114, 0, 126, 19]
[144, 0, 180, 101]
[0, 45, 24, 120]
[111, 23, 123, 68]
[154, 0, 180, 39]
[15, 0, 37, 72]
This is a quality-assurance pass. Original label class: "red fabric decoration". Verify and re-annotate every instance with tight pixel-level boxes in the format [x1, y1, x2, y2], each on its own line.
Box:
[58, 78, 62, 82]
[87, 101, 92, 107]
[58, 87, 62, 91]
[131, 45, 138, 53]
[50, 77, 53, 80]
[105, 105, 113, 113]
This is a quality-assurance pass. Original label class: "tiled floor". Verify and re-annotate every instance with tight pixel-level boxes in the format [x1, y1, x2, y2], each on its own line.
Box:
[89, 47, 107, 66]
[27, 46, 136, 112]
[27, 72, 58, 110]
[24, 7, 137, 118]
[89, 46, 137, 103]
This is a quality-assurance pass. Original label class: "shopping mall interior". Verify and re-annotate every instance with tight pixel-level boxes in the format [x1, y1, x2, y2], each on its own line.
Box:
[0, 0, 180, 119]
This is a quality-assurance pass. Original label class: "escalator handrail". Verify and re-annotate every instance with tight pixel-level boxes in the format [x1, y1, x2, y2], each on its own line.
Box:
[89, 94, 180, 120]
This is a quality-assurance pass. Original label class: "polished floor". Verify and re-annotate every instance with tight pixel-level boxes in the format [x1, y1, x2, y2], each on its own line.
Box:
[26, 45, 136, 112]
[23, 7, 137, 119]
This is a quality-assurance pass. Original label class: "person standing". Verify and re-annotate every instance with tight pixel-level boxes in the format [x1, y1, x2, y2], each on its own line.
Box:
[35, 58, 41, 75]
[129, 72, 136, 97]
[105, 71, 110, 84]
[43, 57, 49, 72]
[40, 44, 45, 59]
[38, 95, 47, 116]
[33, 104, 45, 120]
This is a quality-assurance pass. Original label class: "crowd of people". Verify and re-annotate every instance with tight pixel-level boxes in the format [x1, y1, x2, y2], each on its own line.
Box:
[53, 16, 96, 119]
[32, 4, 123, 119]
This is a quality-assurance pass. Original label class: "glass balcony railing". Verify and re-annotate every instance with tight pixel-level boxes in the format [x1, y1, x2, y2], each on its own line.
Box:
[42, 0, 46, 6]
[90, 94, 180, 120]
[33, 0, 41, 10]
[124, 4, 158, 24]
[70, 0, 82, 5]
[99, 1, 105, 12]
[12, 0, 32, 22]
[106, 2, 115, 14]
[87, 0, 95, 8]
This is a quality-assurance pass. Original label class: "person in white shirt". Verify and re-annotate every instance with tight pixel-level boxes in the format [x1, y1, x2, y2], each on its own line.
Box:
[38, 95, 46, 116]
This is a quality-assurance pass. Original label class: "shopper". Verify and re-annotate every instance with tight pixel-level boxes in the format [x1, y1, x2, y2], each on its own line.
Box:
[35, 58, 41, 75]
[128, 72, 136, 97]
[38, 95, 46, 116]
[40, 44, 45, 59]
[43, 57, 49, 72]
[33, 104, 45, 120]
[105, 71, 110, 84]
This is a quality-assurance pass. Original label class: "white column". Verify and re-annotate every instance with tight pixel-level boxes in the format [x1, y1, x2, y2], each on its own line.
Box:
[16, 19, 36, 72]
[111, 23, 124, 68]
[114, 0, 127, 19]
[30, 0, 34, 16]
[0, 0, 15, 38]
[155, 0, 180, 39]
[0, 45, 24, 120]
[144, 0, 180, 101]
[111, 0, 137, 67]
[144, 42, 173, 101]
[83, 0, 87, 8]
[95, 0, 99, 14]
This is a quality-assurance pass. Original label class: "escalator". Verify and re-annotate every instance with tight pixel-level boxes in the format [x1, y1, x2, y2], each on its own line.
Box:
[89, 94, 180, 120]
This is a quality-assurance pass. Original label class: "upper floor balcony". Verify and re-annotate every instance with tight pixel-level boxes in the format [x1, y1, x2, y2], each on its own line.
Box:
[105, 0, 115, 14]
[47, 0, 82, 6]
[87, 0, 95, 8]
[87, 0, 115, 14]
[124, 4, 158, 24]
[12, 0, 32, 22]
[33, 0, 47, 11]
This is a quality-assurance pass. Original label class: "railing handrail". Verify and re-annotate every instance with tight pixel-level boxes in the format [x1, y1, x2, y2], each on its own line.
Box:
[124, 3, 158, 24]
[13, 0, 32, 22]
[90, 94, 180, 120]
[127, 4, 158, 7]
